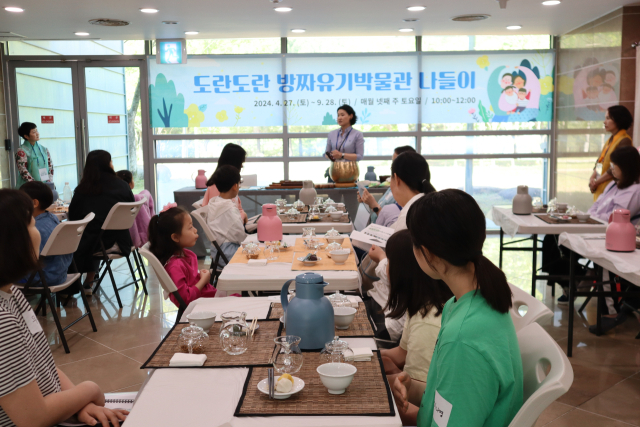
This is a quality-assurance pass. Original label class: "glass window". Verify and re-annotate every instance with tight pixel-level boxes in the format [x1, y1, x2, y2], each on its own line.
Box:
[156, 139, 283, 159]
[185, 38, 281, 54]
[289, 136, 415, 157]
[556, 131, 607, 155]
[556, 157, 594, 212]
[421, 35, 551, 51]
[287, 37, 416, 54]
[8, 40, 144, 55]
[422, 135, 549, 155]
[422, 122, 551, 132]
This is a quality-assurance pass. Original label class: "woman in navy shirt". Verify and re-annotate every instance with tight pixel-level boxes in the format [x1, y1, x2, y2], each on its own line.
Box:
[325, 104, 364, 162]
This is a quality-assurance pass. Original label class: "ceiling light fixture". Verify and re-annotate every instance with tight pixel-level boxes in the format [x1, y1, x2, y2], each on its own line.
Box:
[162, 21, 178, 24]
[542, 0, 561, 4]
[4, 6, 24, 12]
[399, 28, 414, 32]
[506, 25, 522, 30]
[291, 29, 305, 33]
[75, 32, 90, 36]
[185, 31, 199, 35]
[407, 6, 425, 11]
[403, 18, 418, 22]
[140, 8, 158, 13]
[274, 6, 292, 12]
[452, 14, 490, 22]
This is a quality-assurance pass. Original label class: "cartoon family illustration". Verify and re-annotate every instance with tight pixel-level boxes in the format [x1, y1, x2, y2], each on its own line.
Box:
[487, 60, 543, 122]
[500, 73, 531, 115]
[575, 62, 618, 112]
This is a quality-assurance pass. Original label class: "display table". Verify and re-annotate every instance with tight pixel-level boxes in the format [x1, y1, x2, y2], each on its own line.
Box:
[559, 233, 640, 356]
[490, 207, 607, 296]
[217, 235, 360, 294]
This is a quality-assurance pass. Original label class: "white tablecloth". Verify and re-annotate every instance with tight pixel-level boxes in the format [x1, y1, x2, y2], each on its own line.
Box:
[125, 368, 401, 427]
[283, 221, 353, 234]
[217, 235, 360, 293]
[490, 206, 607, 237]
[558, 233, 640, 285]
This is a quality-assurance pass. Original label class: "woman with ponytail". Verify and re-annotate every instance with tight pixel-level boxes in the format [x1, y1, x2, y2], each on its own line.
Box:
[388, 151, 435, 231]
[392, 189, 523, 427]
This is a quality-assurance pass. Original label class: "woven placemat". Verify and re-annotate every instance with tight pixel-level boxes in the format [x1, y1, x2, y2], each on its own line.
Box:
[234, 351, 395, 417]
[279, 213, 308, 223]
[268, 302, 374, 337]
[141, 320, 281, 369]
[285, 205, 309, 213]
[535, 214, 601, 225]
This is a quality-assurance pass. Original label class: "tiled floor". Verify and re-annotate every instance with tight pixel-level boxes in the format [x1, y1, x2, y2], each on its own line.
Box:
[31, 237, 640, 427]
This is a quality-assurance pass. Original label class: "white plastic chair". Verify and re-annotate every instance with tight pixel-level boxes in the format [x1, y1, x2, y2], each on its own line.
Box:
[508, 323, 574, 427]
[509, 283, 554, 332]
[190, 208, 230, 283]
[138, 243, 188, 322]
[17, 213, 96, 354]
[192, 198, 204, 210]
[240, 174, 257, 188]
[93, 198, 148, 308]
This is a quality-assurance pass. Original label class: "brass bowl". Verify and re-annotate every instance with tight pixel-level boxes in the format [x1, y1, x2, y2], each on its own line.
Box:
[330, 161, 360, 183]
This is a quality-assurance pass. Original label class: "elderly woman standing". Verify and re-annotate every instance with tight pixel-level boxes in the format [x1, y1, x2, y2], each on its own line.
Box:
[590, 105, 633, 200]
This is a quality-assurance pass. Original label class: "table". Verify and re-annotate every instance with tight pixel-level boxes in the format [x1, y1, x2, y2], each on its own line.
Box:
[217, 235, 360, 294]
[559, 233, 640, 356]
[281, 220, 353, 234]
[490, 207, 607, 296]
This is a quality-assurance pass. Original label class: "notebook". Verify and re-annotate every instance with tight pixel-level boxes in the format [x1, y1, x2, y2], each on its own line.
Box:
[58, 392, 137, 426]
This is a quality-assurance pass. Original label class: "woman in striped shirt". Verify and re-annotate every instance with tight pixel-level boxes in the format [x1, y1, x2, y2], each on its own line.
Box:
[0, 189, 127, 427]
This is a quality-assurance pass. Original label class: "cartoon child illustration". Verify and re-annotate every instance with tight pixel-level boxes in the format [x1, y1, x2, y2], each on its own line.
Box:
[604, 70, 617, 87]
[500, 73, 513, 89]
[586, 86, 600, 111]
[502, 86, 518, 114]
[515, 88, 529, 113]
[513, 74, 526, 89]
[586, 68, 605, 88]
[598, 83, 618, 110]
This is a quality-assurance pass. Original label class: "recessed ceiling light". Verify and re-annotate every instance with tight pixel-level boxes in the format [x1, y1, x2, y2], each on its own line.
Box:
[4, 6, 24, 12]
[291, 29, 305, 33]
[407, 6, 425, 11]
[274, 6, 292, 12]
[403, 18, 418, 22]
[162, 21, 178, 24]
[399, 28, 414, 32]
[542, 0, 561, 4]
[185, 31, 199, 35]
[75, 32, 90, 36]
[506, 25, 522, 30]
[140, 8, 158, 13]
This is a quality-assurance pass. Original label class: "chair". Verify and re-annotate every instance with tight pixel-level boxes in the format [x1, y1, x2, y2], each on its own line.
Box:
[509, 283, 554, 332]
[138, 243, 188, 323]
[190, 208, 230, 285]
[240, 174, 257, 188]
[92, 198, 148, 308]
[508, 323, 573, 427]
[192, 198, 204, 210]
[18, 213, 97, 354]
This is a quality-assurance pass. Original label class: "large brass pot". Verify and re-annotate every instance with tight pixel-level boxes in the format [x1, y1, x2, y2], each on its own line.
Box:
[330, 161, 360, 183]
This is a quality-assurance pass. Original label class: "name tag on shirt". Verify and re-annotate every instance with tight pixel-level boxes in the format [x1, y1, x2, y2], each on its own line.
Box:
[22, 309, 43, 335]
[39, 168, 49, 182]
[433, 390, 452, 427]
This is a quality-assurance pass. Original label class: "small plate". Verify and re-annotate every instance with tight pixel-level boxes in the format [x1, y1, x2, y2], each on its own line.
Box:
[297, 256, 322, 266]
[257, 376, 305, 400]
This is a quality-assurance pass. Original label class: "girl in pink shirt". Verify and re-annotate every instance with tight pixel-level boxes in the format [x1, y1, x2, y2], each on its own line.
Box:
[148, 205, 217, 307]
[202, 143, 248, 223]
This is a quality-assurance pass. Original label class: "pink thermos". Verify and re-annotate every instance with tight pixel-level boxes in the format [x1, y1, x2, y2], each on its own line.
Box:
[195, 169, 207, 189]
[605, 209, 636, 252]
[257, 204, 283, 242]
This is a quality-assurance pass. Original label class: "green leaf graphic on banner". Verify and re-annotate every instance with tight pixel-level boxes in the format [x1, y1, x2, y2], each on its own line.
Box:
[198, 104, 208, 112]
[322, 112, 337, 125]
[149, 73, 188, 127]
[478, 100, 491, 123]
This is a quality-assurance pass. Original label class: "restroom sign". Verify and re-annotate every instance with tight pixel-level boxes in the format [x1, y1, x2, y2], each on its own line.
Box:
[41, 116, 54, 124]
[108, 115, 120, 124]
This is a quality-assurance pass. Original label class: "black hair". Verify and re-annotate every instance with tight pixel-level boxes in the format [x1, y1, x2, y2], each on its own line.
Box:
[337, 104, 357, 125]
[518, 88, 527, 93]
[502, 86, 516, 92]
[148, 207, 189, 265]
[19, 181, 54, 211]
[75, 150, 116, 196]
[209, 165, 241, 193]
[587, 86, 599, 92]
[385, 229, 453, 320]
[207, 143, 247, 186]
[393, 145, 416, 156]
[610, 146, 640, 190]
[501, 73, 512, 79]
[116, 170, 133, 185]
[391, 152, 435, 194]
[18, 122, 37, 140]
[607, 105, 634, 131]
[407, 189, 512, 314]
[0, 189, 39, 286]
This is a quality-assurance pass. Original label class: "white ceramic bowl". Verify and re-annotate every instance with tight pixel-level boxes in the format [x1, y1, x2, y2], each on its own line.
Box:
[334, 306, 357, 329]
[317, 363, 357, 394]
[326, 235, 345, 244]
[297, 256, 322, 266]
[577, 213, 591, 223]
[186, 311, 217, 330]
[330, 250, 350, 265]
[330, 212, 343, 221]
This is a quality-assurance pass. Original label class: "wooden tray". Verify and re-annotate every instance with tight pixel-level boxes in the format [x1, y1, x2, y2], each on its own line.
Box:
[535, 214, 601, 225]
[279, 213, 307, 223]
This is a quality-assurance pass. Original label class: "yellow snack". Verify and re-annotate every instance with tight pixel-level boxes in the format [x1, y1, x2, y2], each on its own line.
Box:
[278, 373, 293, 383]
[275, 373, 294, 393]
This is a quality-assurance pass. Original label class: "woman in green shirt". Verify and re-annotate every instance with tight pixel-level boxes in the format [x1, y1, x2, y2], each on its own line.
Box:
[15, 122, 54, 187]
[393, 189, 523, 427]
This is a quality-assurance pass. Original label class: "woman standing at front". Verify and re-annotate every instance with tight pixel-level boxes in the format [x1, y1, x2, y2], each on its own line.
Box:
[15, 122, 54, 186]
[325, 105, 364, 162]
[590, 105, 633, 200]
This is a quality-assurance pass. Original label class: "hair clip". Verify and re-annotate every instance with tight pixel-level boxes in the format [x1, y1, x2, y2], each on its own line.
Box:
[160, 202, 177, 214]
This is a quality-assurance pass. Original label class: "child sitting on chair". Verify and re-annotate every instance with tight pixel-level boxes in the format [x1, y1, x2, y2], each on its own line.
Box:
[205, 165, 247, 265]
[19, 181, 72, 287]
[148, 205, 217, 307]
[116, 169, 155, 247]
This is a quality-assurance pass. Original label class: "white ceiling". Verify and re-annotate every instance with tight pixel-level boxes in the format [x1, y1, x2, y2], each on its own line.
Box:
[0, 0, 637, 41]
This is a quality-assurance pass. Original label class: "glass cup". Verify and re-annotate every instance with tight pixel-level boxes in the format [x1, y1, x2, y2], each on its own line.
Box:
[219, 311, 249, 355]
[314, 196, 324, 206]
[264, 241, 280, 261]
[273, 336, 303, 375]
[302, 227, 316, 240]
